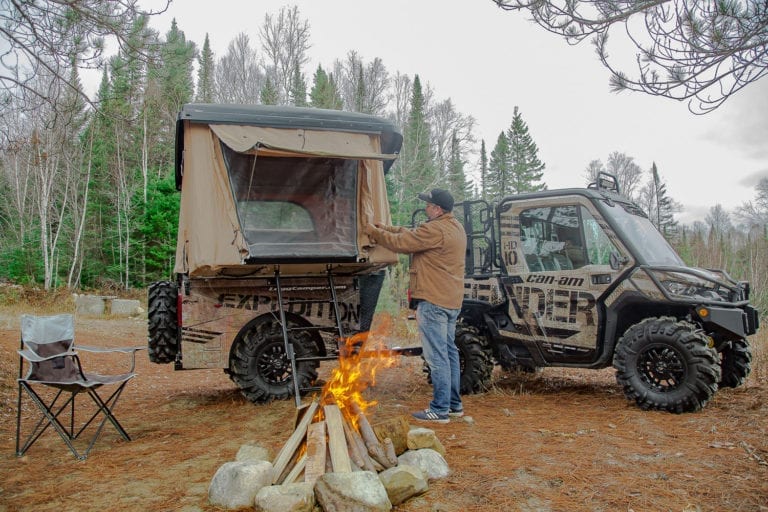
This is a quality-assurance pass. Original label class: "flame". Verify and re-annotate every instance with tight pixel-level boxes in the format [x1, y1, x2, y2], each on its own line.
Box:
[319, 312, 398, 429]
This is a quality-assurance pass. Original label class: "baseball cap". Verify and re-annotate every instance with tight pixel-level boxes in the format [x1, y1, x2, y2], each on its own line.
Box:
[417, 188, 454, 212]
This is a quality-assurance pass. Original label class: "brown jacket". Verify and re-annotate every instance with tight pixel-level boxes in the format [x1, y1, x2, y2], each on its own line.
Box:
[367, 213, 466, 309]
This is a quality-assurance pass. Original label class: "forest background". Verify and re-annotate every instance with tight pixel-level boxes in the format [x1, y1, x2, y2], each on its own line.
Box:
[0, 2, 766, 315]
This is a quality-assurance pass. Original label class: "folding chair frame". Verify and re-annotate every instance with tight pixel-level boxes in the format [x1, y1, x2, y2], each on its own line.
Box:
[15, 315, 143, 460]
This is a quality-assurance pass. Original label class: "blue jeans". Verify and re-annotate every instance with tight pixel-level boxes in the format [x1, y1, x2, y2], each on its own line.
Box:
[416, 301, 462, 415]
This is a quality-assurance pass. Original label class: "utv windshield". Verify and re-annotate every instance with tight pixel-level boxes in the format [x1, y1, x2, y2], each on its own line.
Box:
[602, 200, 684, 266]
[222, 145, 358, 261]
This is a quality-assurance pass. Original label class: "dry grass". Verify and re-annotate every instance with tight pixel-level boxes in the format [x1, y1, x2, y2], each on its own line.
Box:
[0, 298, 766, 512]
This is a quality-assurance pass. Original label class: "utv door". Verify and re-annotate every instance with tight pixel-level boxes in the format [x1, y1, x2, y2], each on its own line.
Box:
[497, 195, 634, 364]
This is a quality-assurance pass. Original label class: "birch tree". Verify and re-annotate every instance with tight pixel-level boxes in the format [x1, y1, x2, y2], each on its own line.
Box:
[585, 151, 644, 200]
[259, 6, 311, 104]
[215, 33, 263, 104]
[333, 51, 391, 115]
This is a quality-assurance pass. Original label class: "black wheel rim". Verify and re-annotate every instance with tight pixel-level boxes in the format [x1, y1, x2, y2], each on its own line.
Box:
[637, 344, 687, 392]
[254, 340, 292, 386]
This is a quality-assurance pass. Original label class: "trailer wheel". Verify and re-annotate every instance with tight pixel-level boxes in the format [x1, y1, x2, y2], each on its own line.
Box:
[424, 322, 494, 395]
[719, 338, 752, 388]
[147, 280, 179, 364]
[228, 316, 320, 403]
[614, 317, 720, 413]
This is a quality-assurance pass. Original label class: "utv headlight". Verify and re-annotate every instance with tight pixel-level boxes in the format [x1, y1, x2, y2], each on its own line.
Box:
[662, 280, 695, 297]
[661, 278, 724, 301]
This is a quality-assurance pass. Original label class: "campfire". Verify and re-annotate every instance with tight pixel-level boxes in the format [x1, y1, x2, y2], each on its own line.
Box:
[208, 315, 449, 510]
[271, 322, 405, 485]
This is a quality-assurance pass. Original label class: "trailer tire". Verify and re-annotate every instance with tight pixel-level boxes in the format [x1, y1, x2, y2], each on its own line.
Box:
[228, 316, 320, 404]
[719, 338, 752, 388]
[147, 280, 179, 364]
[614, 317, 720, 413]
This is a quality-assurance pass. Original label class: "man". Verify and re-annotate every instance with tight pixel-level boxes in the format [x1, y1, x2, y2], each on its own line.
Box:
[365, 188, 467, 423]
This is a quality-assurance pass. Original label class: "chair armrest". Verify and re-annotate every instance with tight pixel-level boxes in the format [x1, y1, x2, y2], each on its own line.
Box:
[18, 349, 77, 363]
[76, 345, 146, 372]
[77, 345, 146, 354]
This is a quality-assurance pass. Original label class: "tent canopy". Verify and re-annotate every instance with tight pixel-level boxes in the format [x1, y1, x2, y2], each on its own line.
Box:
[173, 104, 402, 277]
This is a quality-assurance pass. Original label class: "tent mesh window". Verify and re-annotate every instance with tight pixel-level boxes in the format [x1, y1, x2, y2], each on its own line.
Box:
[223, 146, 359, 261]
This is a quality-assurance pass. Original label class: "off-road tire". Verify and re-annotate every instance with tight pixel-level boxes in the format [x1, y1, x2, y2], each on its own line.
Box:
[228, 316, 320, 403]
[424, 322, 494, 395]
[613, 317, 721, 413]
[147, 280, 179, 364]
[719, 338, 752, 388]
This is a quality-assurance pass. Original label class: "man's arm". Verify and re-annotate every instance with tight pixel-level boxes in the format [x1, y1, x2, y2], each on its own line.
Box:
[365, 222, 442, 254]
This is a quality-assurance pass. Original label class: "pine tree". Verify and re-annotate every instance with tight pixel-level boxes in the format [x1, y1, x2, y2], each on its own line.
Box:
[147, 19, 196, 168]
[446, 131, 470, 202]
[487, 131, 510, 201]
[309, 65, 342, 109]
[161, 20, 196, 110]
[354, 65, 367, 113]
[196, 34, 215, 102]
[479, 140, 489, 201]
[507, 106, 546, 193]
[650, 162, 678, 237]
[260, 76, 279, 105]
[289, 62, 308, 106]
[391, 74, 435, 224]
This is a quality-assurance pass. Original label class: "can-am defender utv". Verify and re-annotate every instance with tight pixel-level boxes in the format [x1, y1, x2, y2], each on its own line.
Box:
[426, 173, 759, 413]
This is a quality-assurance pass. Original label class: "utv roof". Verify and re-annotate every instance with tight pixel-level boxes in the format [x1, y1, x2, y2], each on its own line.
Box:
[175, 104, 403, 186]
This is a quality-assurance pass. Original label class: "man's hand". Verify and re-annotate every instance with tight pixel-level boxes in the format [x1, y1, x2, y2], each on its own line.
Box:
[364, 223, 378, 238]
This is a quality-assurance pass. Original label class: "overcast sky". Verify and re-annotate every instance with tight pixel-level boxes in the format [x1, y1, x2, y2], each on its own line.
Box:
[145, 0, 768, 224]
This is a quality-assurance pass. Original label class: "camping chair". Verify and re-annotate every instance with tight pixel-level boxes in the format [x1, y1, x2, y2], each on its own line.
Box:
[15, 313, 144, 460]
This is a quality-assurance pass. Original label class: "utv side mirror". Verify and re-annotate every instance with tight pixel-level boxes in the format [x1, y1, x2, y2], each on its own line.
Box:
[609, 251, 627, 270]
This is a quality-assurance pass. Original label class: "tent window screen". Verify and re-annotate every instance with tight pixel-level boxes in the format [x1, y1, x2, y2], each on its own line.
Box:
[222, 145, 359, 260]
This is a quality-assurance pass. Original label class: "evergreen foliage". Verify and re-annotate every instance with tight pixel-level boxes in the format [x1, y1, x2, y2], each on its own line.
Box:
[389, 74, 436, 225]
[506, 106, 546, 194]
[289, 63, 308, 107]
[487, 131, 510, 201]
[196, 34, 216, 103]
[309, 65, 343, 110]
[641, 162, 679, 238]
[479, 140, 489, 202]
[260, 76, 280, 105]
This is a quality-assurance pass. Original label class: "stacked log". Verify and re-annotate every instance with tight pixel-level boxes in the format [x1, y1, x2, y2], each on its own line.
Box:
[271, 399, 407, 485]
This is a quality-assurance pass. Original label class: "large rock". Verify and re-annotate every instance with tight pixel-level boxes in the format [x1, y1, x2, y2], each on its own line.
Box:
[397, 449, 449, 481]
[314, 471, 392, 512]
[235, 443, 272, 463]
[208, 460, 273, 509]
[254, 482, 315, 512]
[378, 464, 428, 506]
[407, 427, 446, 456]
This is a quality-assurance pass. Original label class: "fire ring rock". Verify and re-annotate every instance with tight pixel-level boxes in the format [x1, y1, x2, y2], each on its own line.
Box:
[397, 448, 450, 481]
[208, 460, 274, 509]
[314, 471, 392, 511]
[378, 464, 429, 506]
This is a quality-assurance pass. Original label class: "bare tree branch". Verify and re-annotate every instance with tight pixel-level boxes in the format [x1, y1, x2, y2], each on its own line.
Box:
[493, 0, 768, 113]
[0, 0, 170, 111]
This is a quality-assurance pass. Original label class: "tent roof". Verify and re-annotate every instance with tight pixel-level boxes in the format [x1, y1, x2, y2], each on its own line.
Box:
[175, 104, 403, 188]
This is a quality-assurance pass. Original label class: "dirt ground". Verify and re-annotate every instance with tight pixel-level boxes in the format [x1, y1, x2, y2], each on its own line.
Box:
[0, 306, 766, 512]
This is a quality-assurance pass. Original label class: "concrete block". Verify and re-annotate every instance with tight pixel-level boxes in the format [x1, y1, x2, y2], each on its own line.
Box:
[111, 299, 141, 317]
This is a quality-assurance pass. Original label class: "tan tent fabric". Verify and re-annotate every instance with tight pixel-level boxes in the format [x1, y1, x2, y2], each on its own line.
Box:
[175, 121, 397, 277]
[357, 158, 396, 265]
[175, 124, 248, 276]
[210, 124, 398, 160]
